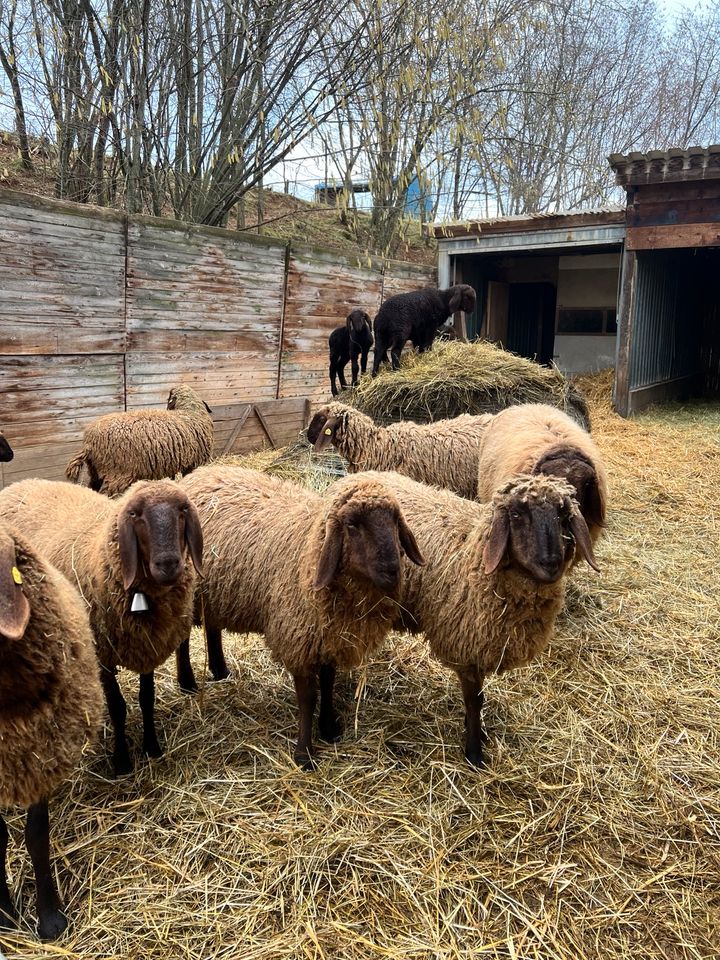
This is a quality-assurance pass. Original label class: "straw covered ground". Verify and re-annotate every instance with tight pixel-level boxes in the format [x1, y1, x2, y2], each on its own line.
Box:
[348, 341, 591, 430]
[2, 371, 719, 959]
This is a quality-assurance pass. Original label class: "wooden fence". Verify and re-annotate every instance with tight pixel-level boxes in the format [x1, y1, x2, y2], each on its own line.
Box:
[0, 188, 434, 488]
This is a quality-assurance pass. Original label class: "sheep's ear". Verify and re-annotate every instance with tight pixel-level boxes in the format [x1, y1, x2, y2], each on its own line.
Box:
[398, 514, 425, 566]
[313, 417, 340, 453]
[461, 286, 476, 312]
[203, 400, 213, 415]
[0, 543, 31, 641]
[184, 502, 204, 576]
[313, 518, 344, 590]
[482, 508, 510, 574]
[448, 287, 463, 313]
[118, 512, 139, 591]
[307, 412, 328, 447]
[167, 389, 177, 410]
[582, 477, 605, 530]
[570, 512, 600, 572]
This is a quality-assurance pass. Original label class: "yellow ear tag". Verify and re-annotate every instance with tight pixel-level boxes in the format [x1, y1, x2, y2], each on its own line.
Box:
[324, 428, 332, 436]
[12, 566, 23, 585]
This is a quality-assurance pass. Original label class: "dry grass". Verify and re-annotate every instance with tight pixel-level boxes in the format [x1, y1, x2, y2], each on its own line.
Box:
[2, 371, 720, 959]
[348, 341, 591, 429]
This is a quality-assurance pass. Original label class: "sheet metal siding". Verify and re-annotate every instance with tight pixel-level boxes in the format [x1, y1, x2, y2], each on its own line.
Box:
[629, 252, 697, 390]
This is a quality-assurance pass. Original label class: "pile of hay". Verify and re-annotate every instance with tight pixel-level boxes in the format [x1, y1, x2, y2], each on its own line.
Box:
[349, 340, 591, 429]
[3, 371, 719, 959]
[213, 436, 345, 494]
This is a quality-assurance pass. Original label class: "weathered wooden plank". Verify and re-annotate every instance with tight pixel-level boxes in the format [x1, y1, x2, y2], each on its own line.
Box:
[626, 224, 720, 250]
[0, 327, 125, 355]
[218, 405, 252, 455]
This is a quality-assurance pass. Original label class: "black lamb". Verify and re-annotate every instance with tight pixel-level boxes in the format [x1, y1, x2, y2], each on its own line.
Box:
[328, 309, 374, 396]
[371, 284, 477, 376]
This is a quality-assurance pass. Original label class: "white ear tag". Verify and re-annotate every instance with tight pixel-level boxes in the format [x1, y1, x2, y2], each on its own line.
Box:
[131, 591, 150, 613]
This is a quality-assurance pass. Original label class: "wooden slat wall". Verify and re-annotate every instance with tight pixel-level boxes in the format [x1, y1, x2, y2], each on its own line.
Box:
[0, 188, 435, 488]
[278, 246, 385, 402]
[0, 190, 126, 488]
[126, 218, 285, 407]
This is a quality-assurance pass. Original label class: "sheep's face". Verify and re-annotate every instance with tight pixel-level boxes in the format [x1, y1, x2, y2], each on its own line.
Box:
[346, 310, 371, 334]
[314, 493, 424, 593]
[0, 433, 13, 463]
[483, 477, 598, 583]
[167, 385, 212, 415]
[533, 447, 604, 531]
[117, 482, 204, 591]
[0, 529, 30, 641]
[308, 408, 346, 453]
[447, 284, 477, 314]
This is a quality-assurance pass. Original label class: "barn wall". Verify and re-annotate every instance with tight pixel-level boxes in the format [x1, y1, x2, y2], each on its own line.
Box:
[0, 188, 434, 487]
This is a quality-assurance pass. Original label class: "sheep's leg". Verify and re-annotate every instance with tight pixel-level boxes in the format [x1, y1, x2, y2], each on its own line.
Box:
[318, 663, 343, 742]
[0, 813, 17, 928]
[372, 343, 387, 377]
[207, 624, 231, 681]
[24, 800, 67, 941]
[457, 666, 487, 767]
[139, 672, 163, 758]
[329, 360, 339, 397]
[350, 348, 360, 386]
[292, 671, 318, 769]
[360, 346, 369, 376]
[176, 637, 198, 694]
[100, 666, 132, 776]
[390, 338, 405, 370]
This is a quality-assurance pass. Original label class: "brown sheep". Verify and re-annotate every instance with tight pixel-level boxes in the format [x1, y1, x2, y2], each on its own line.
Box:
[307, 402, 493, 500]
[0, 479, 203, 776]
[476, 403, 608, 543]
[338, 471, 597, 766]
[65, 384, 214, 497]
[0, 524, 103, 940]
[174, 466, 424, 768]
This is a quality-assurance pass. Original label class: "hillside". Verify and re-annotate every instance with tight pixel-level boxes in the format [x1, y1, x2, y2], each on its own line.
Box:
[0, 132, 436, 266]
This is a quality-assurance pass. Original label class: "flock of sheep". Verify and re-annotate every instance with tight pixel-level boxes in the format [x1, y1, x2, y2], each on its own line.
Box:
[0, 286, 608, 942]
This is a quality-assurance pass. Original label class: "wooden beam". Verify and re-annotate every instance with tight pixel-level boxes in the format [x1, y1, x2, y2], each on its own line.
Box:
[626, 224, 720, 250]
[614, 248, 637, 418]
[219, 404, 252, 455]
[253, 406, 278, 448]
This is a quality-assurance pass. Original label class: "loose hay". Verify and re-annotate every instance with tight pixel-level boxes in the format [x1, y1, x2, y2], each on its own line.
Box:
[348, 340, 591, 430]
[2, 371, 719, 958]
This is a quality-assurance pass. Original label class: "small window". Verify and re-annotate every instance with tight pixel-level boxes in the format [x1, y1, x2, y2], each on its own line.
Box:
[558, 309, 603, 334]
[557, 308, 617, 335]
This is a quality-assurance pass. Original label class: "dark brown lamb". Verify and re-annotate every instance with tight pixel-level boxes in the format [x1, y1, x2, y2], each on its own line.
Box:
[372, 284, 476, 375]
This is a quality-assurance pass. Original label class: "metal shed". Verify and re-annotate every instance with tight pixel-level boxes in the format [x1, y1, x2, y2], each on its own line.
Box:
[610, 146, 720, 415]
[433, 209, 626, 374]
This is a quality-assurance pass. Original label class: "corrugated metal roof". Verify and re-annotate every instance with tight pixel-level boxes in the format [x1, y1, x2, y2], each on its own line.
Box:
[609, 145, 720, 186]
[432, 207, 625, 240]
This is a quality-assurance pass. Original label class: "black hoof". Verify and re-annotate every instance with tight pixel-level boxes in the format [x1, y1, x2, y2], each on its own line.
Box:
[113, 752, 134, 777]
[210, 668, 232, 682]
[143, 739, 164, 759]
[293, 749, 317, 771]
[318, 715, 343, 743]
[177, 673, 198, 694]
[464, 747, 486, 768]
[38, 907, 68, 941]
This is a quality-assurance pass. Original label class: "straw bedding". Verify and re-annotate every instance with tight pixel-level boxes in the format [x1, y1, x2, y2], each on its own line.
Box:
[1, 370, 718, 958]
[348, 340, 591, 430]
